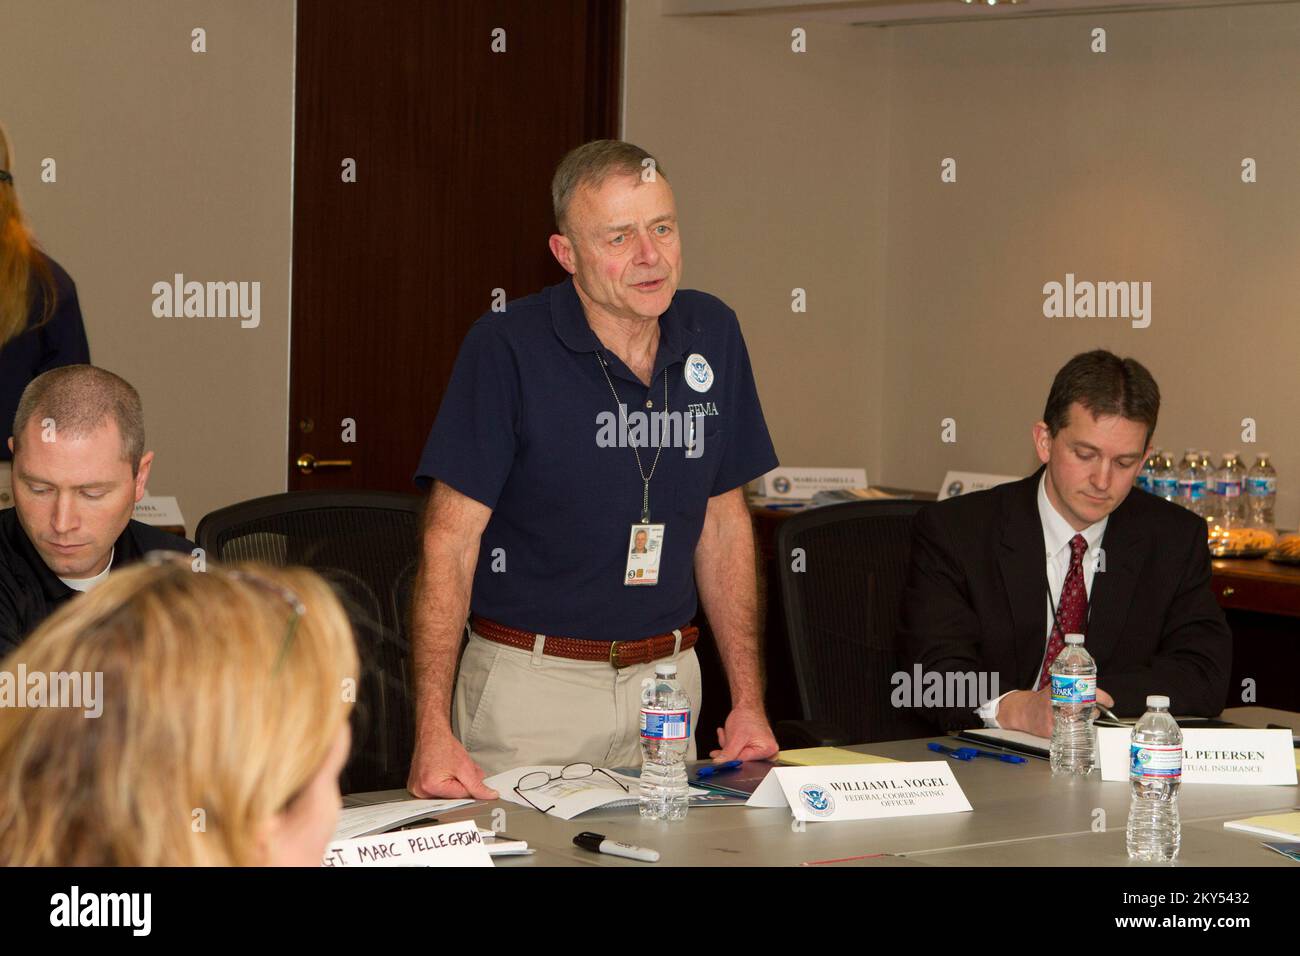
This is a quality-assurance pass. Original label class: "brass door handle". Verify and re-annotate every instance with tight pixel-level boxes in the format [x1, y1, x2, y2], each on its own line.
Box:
[296, 453, 353, 475]
[1220, 586, 1235, 597]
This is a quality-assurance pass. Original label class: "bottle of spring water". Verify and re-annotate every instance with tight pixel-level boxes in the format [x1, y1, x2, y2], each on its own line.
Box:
[1175, 448, 1206, 517]
[1137, 450, 1159, 493]
[1153, 453, 1178, 503]
[1049, 634, 1097, 775]
[1126, 695, 1182, 861]
[639, 663, 691, 821]
[1246, 453, 1277, 529]
[1216, 452, 1245, 525]
[1199, 451, 1217, 519]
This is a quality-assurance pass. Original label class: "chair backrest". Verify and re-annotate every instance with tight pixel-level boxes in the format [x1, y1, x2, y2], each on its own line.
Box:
[775, 499, 931, 744]
[196, 490, 423, 794]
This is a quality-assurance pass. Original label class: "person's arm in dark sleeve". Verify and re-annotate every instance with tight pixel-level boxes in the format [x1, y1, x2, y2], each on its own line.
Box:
[37, 271, 90, 372]
[413, 320, 518, 507]
[1100, 519, 1232, 718]
[709, 310, 777, 496]
[897, 503, 987, 733]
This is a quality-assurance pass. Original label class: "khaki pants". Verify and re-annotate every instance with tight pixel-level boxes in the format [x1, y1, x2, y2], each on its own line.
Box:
[452, 630, 703, 777]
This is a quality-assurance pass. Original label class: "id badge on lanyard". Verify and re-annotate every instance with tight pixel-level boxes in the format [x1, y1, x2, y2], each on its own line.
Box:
[625, 523, 666, 586]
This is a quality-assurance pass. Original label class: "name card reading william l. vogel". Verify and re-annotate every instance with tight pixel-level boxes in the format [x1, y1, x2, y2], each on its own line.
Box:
[746, 761, 972, 822]
[321, 819, 492, 867]
[1097, 728, 1297, 786]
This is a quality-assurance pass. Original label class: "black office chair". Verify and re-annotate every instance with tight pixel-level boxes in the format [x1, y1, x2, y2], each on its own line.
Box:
[773, 499, 932, 748]
[196, 490, 423, 794]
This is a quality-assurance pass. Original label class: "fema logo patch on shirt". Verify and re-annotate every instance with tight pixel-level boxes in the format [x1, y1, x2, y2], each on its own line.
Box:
[684, 353, 714, 393]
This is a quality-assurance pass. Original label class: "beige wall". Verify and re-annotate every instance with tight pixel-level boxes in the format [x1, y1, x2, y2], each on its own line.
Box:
[627, 0, 1300, 526]
[623, 2, 890, 488]
[1, 0, 294, 531]
[882, 3, 1300, 526]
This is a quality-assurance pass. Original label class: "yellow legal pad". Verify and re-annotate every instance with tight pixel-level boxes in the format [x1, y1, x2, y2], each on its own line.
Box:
[1223, 812, 1300, 842]
[777, 747, 898, 766]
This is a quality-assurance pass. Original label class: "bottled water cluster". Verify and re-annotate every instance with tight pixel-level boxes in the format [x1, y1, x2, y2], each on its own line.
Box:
[1138, 449, 1276, 529]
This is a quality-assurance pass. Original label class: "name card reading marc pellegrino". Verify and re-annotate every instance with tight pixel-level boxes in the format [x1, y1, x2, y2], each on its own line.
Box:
[322, 819, 492, 867]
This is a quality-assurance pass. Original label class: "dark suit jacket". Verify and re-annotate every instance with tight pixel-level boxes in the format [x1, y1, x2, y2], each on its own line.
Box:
[898, 467, 1231, 732]
[0, 507, 194, 655]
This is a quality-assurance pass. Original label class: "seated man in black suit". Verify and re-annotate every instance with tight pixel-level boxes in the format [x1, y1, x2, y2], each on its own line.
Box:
[0, 365, 193, 652]
[899, 350, 1231, 736]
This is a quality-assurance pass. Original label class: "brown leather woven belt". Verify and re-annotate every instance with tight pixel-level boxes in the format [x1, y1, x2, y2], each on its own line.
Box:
[470, 615, 698, 669]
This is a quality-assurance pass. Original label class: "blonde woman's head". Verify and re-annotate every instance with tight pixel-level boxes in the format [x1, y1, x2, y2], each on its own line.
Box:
[0, 555, 358, 866]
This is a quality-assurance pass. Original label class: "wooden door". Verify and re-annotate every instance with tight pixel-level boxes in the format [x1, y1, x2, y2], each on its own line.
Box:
[289, 0, 622, 493]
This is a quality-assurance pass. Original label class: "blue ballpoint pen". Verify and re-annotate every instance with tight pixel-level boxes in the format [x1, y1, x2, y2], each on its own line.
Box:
[697, 760, 743, 777]
[927, 742, 974, 761]
[962, 746, 1027, 764]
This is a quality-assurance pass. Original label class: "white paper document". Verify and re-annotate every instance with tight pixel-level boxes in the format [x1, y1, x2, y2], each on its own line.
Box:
[333, 798, 476, 840]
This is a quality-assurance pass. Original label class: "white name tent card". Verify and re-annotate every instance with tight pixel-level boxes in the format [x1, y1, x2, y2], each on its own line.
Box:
[755, 467, 868, 500]
[322, 820, 492, 867]
[746, 761, 972, 822]
[132, 495, 186, 527]
[938, 472, 1020, 501]
[1097, 728, 1297, 786]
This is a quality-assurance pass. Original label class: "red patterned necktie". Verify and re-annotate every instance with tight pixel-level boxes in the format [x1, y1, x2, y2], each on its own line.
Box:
[1038, 533, 1089, 690]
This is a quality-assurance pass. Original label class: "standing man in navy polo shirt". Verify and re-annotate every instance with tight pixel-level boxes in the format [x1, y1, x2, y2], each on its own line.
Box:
[408, 140, 780, 795]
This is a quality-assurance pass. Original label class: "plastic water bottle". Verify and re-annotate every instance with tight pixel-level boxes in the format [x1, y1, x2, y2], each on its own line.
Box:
[1175, 448, 1207, 517]
[1199, 451, 1217, 518]
[1246, 453, 1277, 528]
[1049, 634, 1097, 775]
[639, 663, 691, 821]
[1137, 450, 1159, 493]
[1215, 452, 1245, 525]
[1153, 453, 1177, 503]
[1126, 695, 1182, 861]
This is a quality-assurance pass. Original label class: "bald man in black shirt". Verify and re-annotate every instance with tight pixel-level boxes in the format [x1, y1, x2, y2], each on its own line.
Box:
[0, 366, 192, 652]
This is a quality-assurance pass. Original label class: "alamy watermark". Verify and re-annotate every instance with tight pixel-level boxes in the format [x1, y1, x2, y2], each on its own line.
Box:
[596, 407, 705, 458]
[890, 664, 1000, 709]
[1042, 273, 1151, 329]
[0, 665, 103, 718]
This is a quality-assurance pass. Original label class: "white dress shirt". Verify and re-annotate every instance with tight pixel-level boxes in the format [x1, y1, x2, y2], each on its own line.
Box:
[975, 474, 1107, 727]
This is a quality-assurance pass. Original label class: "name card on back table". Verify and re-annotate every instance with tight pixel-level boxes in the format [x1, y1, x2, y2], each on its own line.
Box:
[938, 472, 1020, 501]
[321, 819, 492, 867]
[1097, 728, 1297, 786]
[746, 761, 972, 822]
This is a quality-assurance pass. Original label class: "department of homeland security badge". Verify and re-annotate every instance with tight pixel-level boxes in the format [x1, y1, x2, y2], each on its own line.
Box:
[798, 784, 835, 818]
[685, 353, 714, 393]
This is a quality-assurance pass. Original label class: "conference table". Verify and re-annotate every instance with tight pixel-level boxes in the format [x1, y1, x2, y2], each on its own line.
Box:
[345, 706, 1299, 867]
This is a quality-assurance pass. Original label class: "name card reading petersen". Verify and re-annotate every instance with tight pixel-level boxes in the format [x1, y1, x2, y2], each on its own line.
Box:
[748, 761, 973, 821]
[1098, 728, 1296, 786]
[322, 819, 492, 867]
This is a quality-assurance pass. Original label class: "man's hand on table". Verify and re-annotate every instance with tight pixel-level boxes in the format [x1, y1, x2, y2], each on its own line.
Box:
[407, 725, 499, 800]
[995, 685, 1114, 738]
[710, 705, 779, 762]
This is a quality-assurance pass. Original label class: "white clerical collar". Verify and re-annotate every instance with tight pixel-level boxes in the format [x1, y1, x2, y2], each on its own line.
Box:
[59, 547, 115, 593]
[1037, 473, 1107, 560]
